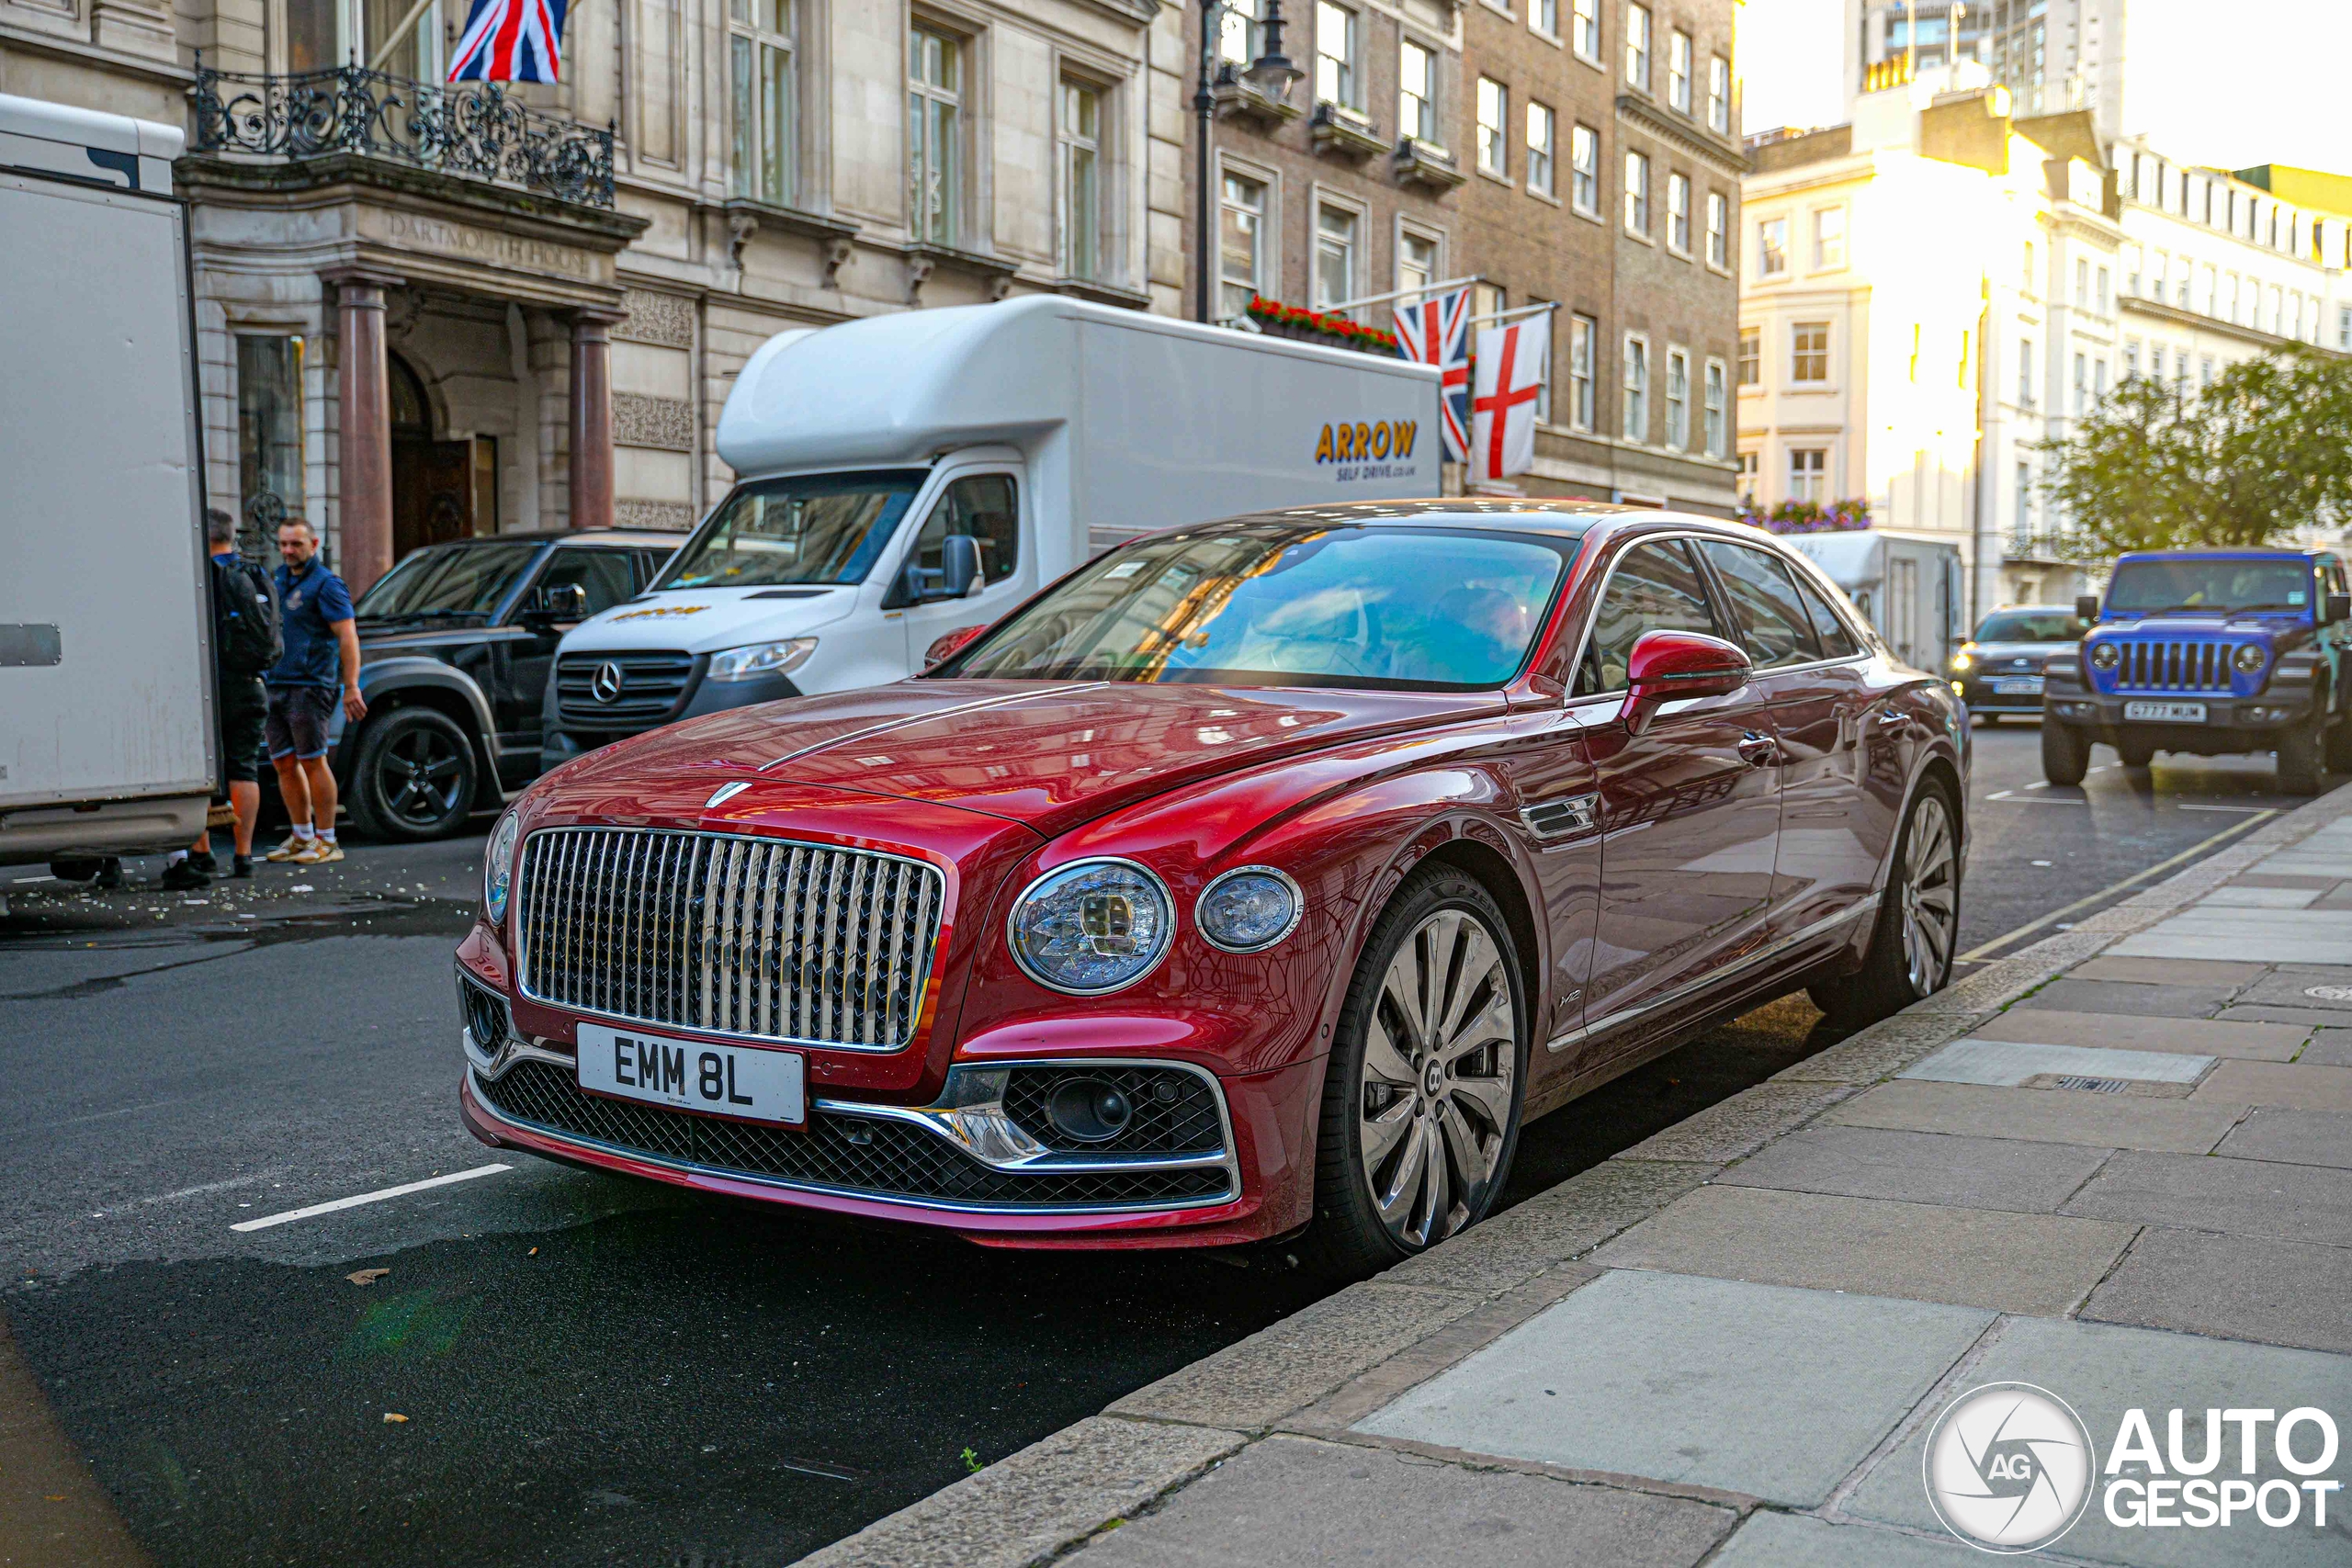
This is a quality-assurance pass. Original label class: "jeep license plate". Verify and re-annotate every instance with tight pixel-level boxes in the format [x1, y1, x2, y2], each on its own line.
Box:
[2124, 701, 2207, 723]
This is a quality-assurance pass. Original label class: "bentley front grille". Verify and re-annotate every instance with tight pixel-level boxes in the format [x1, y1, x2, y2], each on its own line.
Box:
[515, 828, 944, 1051]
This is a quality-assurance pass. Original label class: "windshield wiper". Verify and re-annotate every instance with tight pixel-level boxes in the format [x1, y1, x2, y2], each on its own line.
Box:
[360, 608, 490, 624]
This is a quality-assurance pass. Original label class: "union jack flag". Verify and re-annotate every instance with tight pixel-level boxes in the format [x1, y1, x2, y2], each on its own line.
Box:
[1393, 286, 1472, 464]
[447, 0, 568, 83]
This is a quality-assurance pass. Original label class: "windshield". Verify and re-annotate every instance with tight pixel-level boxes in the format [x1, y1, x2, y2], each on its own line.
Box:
[1973, 610, 2085, 643]
[355, 542, 542, 622]
[2105, 558, 2312, 615]
[655, 470, 925, 589]
[944, 525, 1577, 690]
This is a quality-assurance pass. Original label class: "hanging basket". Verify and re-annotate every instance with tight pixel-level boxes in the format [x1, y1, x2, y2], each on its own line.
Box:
[1242, 296, 1401, 355]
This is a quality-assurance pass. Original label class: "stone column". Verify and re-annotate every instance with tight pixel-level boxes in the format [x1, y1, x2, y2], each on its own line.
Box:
[324, 267, 403, 595]
[568, 310, 622, 531]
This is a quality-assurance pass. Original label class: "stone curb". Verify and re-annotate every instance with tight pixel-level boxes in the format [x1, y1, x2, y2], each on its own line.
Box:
[789, 783, 2352, 1568]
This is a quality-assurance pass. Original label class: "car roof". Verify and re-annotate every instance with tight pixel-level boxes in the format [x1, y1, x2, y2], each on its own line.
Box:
[1175, 498, 1751, 544]
[414, 529, 683, 549]
[2115, 549, 2317, 561]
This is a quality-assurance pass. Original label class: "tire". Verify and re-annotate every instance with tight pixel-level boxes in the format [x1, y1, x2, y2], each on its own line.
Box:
[1976, 713, 2000, 728]
[2041, 720, 2091, 786]
[2116, 736, 2156, 768]
[2277, 716, 2325, 796]
[2325, 714, 2352, 774]
[1809, 780, 1962, 1027]
[48, 857, 101, 883]
[345, 705, 480, 842]
[1303, 866, 1530, 1279]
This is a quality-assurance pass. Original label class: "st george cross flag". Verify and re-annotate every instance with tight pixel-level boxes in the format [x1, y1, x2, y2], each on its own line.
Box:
[1471, 321, 1544, 481]
[447, 0, 568, 83]
[1393, 287, 1472, 464]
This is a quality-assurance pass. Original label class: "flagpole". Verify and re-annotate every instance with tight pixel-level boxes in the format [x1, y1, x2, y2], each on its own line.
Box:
[1466, 300, 1560, 331]
[368, 0, 438, 70]
[1319, 275, 1484, 318]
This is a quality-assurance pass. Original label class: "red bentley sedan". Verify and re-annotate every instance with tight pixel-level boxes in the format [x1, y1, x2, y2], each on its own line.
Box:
[455, 502, 1966, 1272]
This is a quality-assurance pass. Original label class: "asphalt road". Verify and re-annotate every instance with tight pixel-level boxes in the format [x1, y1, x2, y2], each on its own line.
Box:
[0, 718, 2312, 1567]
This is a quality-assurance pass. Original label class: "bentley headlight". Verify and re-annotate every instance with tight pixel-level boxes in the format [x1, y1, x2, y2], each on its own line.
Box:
[484, 809, 520, 924]
[2234, 643, 2267, 673]
[1009, 860, 1172, 995]
[2089, 642, 2120, 670]
[1195, 867, 1303, 953]
[707, 637, 819, 682]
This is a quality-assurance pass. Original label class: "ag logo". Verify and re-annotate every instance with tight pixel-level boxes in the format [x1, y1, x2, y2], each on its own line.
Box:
[591, 660, 625, 704]
[1923, 1382, 2097, 1553]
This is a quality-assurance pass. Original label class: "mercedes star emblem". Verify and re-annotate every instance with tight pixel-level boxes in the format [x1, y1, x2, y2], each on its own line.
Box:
[591, 660, 625, 704]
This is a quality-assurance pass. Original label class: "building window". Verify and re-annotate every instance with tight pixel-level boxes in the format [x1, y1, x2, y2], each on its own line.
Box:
[2015, 461, 2032, 533]
[237, 334, 305, 565]
[1667, 30, 1690, 112]
[1624, 3, 1649, 89]
[1790, 320, 1828, 383]
[2097, 265, 2110, 315]
[1218, 0, 1260, 64]
[1789, 446, 1826, 503]
[1568, 313, 1596, 430]
[2075, 257, 2088, 307]
[1736, 450, 1758, 502]
[1707, 55, 1729, 132]
[1667, 173, 1690, 253]
[1057, 80, 1102, 280]
[908, 28, 962, 244]
[1316, 2, 1359, 109]
[1315, 204, 1358, 310]
[1569, 123, 1599, 214]
[2199, 355, 2214, 389]
[1398, 229, 1438, 294]
[2123, 340, 2139, 379]
[1398, 39, 1436, 142]
[1703, 359, 1726, 456]
[1572, 0, 1599, 60]
[1736, 324, 1758, 386]
[2340, 304, 2351, 352]
[729, 0, 797, 206]
[1526, 103, 1555, 196]
[2149, 344, 2165, 381]
[1623, 150, 1649, 232]
[1476, 77, 1508, 175]
[1701, 191, 1727, 268]
[1532, 0, 1556, 39]
[1623, 334, 1648, 440]
[2072, 352, 2087, 414]
[1529, 304, 1555, 422]
[1218, 172, 1267, 318]
[1758, 215, 1787, 276]
[2018, 337, 2033, 406]
[1812, 206, 1844, 268]
[1665, 347, 1689, 449]
[2021, 240, 2034, 295]
[2094, 359, 2108, 401]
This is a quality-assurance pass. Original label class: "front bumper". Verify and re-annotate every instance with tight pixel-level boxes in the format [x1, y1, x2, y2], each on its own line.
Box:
[539, 668, 804, 770]
[2046, 691, 2314, 730]
[1953, 675, 2047, 715]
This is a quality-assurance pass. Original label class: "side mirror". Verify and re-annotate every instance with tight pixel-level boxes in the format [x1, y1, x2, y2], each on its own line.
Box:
[924, 624, 989, 668]
[2326, 593, 2351, 626]
[528, 582, 589, 623]
[1621, 630, 1752, 736]
[2075, 593, 2102, 624]
[940, 533, 982, 600]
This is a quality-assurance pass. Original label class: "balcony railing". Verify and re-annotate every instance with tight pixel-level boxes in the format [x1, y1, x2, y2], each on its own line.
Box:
[192, 65, 615, 209]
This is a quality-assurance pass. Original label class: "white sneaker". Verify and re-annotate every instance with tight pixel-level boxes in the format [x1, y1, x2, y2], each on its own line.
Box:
[291, 840, 344, 865]
[265, 833, 309, 863]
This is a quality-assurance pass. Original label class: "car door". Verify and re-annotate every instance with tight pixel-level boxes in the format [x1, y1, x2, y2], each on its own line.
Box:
[894, 468, 1034, 670]
[1574, 537, 1784, 1052]
[503, 547, 639, 747]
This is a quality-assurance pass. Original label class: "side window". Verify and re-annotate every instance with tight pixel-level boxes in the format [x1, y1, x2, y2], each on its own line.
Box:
[1575, 538, 1719, 696]
[1698, 540, 1820, 670]
[1792, 573, 1862, 658]
[908, 473, 1020, 590]
[537, 549, 638, 618]
[636, 548, 676, 591]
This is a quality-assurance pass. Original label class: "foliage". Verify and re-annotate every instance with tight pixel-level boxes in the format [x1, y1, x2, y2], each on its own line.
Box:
[1244, 296, 1401, 353]
[2035, 348, 2352, 562]
[1736, 497, 1873, 535]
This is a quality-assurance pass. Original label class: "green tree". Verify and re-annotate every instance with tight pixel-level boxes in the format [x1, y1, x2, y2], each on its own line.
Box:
[2036, 348, 2352, 562]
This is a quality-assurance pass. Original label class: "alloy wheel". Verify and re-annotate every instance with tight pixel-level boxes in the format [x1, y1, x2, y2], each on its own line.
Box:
[1898, 794, 1959, 996]
[1356, 908, 1519, 1250]
[382, 728, 468, 829]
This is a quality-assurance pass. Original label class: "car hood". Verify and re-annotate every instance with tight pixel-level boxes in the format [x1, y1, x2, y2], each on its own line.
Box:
[555, 586, 860, 655]
[1967, 641, 2066, 663]
[2093, 615, 2305, 640]
[548, 679, 1510, 837]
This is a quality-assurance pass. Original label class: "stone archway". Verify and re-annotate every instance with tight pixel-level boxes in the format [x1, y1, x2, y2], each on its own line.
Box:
[389, 350, 476, 559]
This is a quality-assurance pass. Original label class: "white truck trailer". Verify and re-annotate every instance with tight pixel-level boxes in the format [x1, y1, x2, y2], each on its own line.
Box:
[1785, 529, 1966, 674]
[0, 94, 216, 870]
[542, 295, 1442, 763]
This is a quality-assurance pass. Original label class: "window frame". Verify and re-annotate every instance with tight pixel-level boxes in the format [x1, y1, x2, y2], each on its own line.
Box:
[1702, 357, 1727, 456]
[1757, 214, 1787, 276]
[1787, 446, 1826, 503]
[907, 24, 966, 246]
[1622, 331, 1650, 443]
[1789, 319, 1829, 385]
[1623, 147, 1650, 234]
[1706, 54, 1729, 132]
[1623, 1, 1650, 90]
[1810, 204, 1845, 270]
[728, 0, 799, 207]
[1704, 187, 1728, 267]
[1398, 36, 1438, 143]
[1525, 100, 1556, 197]
[1055, 74, 1106, 282]
[1736, 323, 1758, 387]
[1476, 76, 1509, 176]
[1215, 159, 1276, 320]
[1315, 0, 1362, 111]
[1567, 312, 1597, 432]
[1667, 29, 1691, 112]
[1312, 196, 1364, 312]
[1571, 0, 1600, 62]
[1569, 122, 1600, 216]
[1666, 171, 1690, 254]
[1664, 344, 1690, 450]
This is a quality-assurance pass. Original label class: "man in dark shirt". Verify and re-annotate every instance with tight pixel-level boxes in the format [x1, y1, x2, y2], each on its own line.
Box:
[263, 517, 366, 865]
[164, 510, 275, 888]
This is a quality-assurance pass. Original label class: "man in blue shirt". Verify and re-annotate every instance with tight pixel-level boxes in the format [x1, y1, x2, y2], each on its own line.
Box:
[263, 517, 366, 865]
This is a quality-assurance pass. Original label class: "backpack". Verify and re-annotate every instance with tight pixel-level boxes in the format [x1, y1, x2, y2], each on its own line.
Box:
[214, 555, 283, 676]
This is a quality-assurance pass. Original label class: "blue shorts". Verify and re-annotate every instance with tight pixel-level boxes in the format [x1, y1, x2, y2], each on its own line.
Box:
[265, 684, 336, 761]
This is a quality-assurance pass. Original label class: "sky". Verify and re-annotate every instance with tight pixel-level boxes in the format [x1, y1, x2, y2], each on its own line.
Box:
[1737, 0, 2351, 172]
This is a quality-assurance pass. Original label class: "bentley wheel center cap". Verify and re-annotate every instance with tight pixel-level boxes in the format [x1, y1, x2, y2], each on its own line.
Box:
[591, 661, 625, 703]
[1423, 1059, 1444, 1099]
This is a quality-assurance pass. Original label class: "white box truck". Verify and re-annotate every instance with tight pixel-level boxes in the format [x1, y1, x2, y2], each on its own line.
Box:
[1785, 530, 1966, 673]
[542, 296, 1442, 763]
[0, 94, 216, 870]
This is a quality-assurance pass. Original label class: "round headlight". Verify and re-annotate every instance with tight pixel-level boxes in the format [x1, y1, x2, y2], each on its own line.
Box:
[1195, 867, 1304, 953]
[484, 810, 520, 924]
[2233, 643, 2267, 673]
[1008, 859, 1173, 995]
[2089, 642, 2120, 670]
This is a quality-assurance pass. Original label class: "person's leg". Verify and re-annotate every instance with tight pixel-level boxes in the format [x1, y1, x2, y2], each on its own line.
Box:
[301, 756, 339, 840]
[273, 751, 312, 829]
[230, 780, 259, 857]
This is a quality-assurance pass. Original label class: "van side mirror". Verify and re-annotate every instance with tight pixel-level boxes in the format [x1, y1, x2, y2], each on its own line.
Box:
[893, 534, 985, 608]
[2075, 593, 2101, 624]
[1621, 630, 1751, 736]
[527, 582, 589, 623]
[2327, 593, 2352, 626]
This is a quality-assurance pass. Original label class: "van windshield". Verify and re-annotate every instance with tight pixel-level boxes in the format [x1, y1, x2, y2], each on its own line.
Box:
[655, 470, 927, 589]
[2105, 558, 2312, 615]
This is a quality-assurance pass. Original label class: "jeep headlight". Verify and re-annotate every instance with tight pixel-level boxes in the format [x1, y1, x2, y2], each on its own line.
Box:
[2089, 643, 2120, 671]
[707, 637, 819, 682]
[2233, 643, 2267, 673]
[1008, 860, 1172, 995]
[1196, 867, 1304, 953]
[484, 808, 520, 925]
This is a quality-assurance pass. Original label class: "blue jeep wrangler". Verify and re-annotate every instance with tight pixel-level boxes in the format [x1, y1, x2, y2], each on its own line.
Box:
[2041, 549, 2352, 794]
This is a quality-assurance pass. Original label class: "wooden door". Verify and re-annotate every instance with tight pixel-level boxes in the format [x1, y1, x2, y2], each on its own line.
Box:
[392, 438, 475, 560]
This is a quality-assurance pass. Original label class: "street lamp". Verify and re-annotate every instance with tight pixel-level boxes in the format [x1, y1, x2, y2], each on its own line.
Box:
[1195, 0, 1303, 323]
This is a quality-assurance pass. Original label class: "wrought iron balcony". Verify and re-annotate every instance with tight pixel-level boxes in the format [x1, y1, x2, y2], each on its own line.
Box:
[191, 65, 615, 209]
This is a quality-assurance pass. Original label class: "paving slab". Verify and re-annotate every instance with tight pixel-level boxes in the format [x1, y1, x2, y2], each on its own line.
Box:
[2010, 979, 2232, 1018]
[1771, 1017, 1975, 1085]
[1589, 1186, 2136, 1314]
[2070, 956, 2265, 986]
[1708, 1512, 1987, 1567]
[1967, 1009, 2307, 1060]
[2111, 908, 2352, 966]
[2213, 1004, 2352, 1029]
[2215, 1107, 2352, 1168]
[1611, 1082, 1853, 1165]
[1062, 1435, 1737, 1568]
[2192, 1059, 2352, 1111]
[1382, 1160, 1713, 1297]
[2082, 1227, 2352, 1354]
[2059, 1149, 2352, 1247]
[2297, 1028, 2352, 1066]
[2233, 973, 2352, 1011]
[2245, 852, 2352, 879]
[1900, 1038, 2213, 1088]
[1715, 1125, 2110, 1214]
[1848, 1314, 2352, 1567]
[2199, 885, 2322, 908]
[2222, 874, 2342, 890]
[1824, 1079, 2243, 1154]
[1352, 1271, 1992, 1508]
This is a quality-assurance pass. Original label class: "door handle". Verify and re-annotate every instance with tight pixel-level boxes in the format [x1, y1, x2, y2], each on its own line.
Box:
[1736, 731, 1777, 767]
[1873, 709, 1909, 728]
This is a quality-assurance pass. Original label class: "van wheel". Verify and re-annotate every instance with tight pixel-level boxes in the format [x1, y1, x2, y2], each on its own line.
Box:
[347, 707, 480, 841]
[2326, 716, 2352, 773]
[1303, 867, 1528, 1280]
[1810, 780, 1961, 1027]
[2041, 721, 2090, 786]
[2278, 716, 2325, 796]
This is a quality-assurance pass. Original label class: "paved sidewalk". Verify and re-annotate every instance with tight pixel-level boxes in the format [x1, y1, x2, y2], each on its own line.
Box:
[805, 788, 2352, 1568]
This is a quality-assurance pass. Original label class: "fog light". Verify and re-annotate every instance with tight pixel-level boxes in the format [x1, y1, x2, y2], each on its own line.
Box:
[1046, 1077, 1134, 1143]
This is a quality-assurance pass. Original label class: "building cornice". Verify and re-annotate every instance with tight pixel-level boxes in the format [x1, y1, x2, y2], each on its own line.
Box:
[0, 20, 193, 85]
[1614, 96, 1749, 178]
[2120, 292, 2341, 355]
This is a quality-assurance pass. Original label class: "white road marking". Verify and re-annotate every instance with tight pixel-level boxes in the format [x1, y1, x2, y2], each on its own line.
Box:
[2174, 803, 2269, 813]
[230, 1164, 513, 1232]
[1984, 789, 2089, 805]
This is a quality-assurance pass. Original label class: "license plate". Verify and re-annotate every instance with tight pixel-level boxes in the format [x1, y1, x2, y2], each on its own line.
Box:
[1991, 678, 2044, 695]
[2124, 701, 2207, 723]
[576, 1022, 805, 1125]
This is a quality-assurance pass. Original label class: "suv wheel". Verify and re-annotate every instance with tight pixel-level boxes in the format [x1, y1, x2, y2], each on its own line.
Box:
[347, 706, 480, 841]
[2041, 721, 2090, 786]
[1811, 780, 1961, 1026]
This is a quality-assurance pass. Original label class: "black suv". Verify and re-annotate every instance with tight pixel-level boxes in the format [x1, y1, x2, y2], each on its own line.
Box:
[327, 531, 678, 840]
